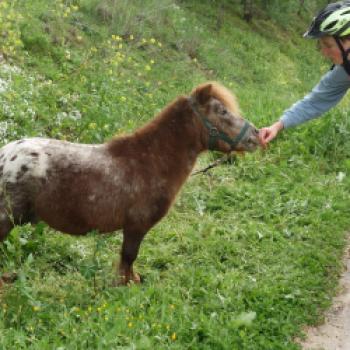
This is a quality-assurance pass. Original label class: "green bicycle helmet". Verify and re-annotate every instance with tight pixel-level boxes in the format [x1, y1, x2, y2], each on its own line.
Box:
[304, 1, 350, 38]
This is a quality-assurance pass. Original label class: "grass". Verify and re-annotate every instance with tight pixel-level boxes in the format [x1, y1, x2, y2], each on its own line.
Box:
[0, 0, 350, 349]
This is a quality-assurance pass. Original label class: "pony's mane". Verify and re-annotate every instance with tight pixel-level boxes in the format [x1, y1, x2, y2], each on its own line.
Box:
[192, 82, 241, 115]
[109, 81, 240, 148]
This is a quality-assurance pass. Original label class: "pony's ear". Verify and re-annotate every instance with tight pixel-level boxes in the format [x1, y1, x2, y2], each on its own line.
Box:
[194, 83, 212, 105]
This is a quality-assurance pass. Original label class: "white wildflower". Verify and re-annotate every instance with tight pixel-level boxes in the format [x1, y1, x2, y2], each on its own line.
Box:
[27, 108, 36, 118]
[70, 242, 90, 258]
[2, 104, 14, 117]
[336, 172, 346, 182]
[0, 78, 9, 93]
[56, 111, 68, 123]
[69, 110, 82, 121]
[1, 64, 21, 74]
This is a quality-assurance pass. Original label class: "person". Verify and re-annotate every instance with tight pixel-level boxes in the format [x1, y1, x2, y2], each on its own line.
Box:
[259, 1, 350, 146]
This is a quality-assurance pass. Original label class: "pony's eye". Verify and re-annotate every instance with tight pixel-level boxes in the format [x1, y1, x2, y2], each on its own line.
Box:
[213, 104, 220, 113]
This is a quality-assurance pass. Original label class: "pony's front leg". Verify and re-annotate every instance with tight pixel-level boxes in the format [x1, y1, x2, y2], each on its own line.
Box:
[114, 228, 146, 286]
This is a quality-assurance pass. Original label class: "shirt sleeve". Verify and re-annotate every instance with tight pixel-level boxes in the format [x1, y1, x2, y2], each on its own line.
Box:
[280, 65, 350, 128]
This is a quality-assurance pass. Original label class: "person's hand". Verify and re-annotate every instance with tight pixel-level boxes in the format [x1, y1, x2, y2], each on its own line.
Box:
[259, 121, 284, 147]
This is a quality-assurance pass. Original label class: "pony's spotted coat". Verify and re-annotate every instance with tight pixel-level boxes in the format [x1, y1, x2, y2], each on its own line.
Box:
[0, 139, 48, 182]
[0, 82, 260, 285]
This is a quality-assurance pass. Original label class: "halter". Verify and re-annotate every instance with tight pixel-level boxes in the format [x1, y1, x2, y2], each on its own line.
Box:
[188, 96, 250, 151]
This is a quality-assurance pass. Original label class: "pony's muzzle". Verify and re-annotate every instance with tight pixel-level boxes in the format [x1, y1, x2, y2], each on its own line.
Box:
[244, 125, 260, 150]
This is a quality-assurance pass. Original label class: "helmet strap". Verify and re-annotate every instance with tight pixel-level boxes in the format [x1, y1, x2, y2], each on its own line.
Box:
[334, 36, 350, 75]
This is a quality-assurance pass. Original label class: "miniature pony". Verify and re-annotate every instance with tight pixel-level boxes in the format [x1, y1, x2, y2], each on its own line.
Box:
[0, 82, 259, 285]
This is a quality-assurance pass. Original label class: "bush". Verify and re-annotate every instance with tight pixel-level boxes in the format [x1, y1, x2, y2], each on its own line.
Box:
[0, 0, 23, 58]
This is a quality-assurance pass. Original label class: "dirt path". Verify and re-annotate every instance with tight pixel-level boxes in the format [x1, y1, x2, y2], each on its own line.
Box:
[299, 242, 350, 350]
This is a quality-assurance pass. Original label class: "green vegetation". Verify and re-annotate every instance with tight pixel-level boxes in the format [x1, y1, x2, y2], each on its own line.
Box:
[0, 0, 349, 349]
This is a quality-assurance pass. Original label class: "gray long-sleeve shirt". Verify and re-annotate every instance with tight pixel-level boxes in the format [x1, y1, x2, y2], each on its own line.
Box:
[280, 64, 350, 128]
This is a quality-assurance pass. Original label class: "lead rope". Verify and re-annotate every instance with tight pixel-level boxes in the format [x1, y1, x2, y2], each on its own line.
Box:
[191, 154, 235, 176]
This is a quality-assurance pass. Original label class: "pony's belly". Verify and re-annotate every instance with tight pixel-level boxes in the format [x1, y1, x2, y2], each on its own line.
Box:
[38, 209, 123, 235]
[35, 187, 123, 235]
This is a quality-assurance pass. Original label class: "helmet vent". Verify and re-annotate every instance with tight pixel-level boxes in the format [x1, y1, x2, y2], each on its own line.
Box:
[342, 10, 350, 15]
[324, 20, 338, 30]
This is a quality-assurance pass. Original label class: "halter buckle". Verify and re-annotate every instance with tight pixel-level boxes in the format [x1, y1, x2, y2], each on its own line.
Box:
[209, 127, 219, 137]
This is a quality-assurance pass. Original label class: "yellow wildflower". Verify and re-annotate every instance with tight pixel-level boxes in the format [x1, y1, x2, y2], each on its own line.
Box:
[171, 332, 177, 341]
[112, 35, 122, 41]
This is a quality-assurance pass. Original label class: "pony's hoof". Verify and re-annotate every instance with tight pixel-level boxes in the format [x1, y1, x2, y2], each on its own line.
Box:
[132, 273, 141, 284]
[112, 273, 142, 287]
[0, 272, 18, 285]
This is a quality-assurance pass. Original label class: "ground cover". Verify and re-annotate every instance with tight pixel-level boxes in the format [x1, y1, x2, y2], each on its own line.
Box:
[0, 1, 349, 349]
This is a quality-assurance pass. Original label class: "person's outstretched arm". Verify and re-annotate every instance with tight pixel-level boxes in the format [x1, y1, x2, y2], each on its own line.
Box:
[259, 65, 350, 146]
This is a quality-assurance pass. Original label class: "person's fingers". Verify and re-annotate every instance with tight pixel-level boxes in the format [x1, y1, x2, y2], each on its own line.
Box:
[258, 128, 268, 142]
[258, 122, 283, 147]
[259, 128, 271, 145]
[264, 131, 276, 143]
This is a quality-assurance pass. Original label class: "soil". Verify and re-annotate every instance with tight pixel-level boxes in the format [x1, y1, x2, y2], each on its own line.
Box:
[299, 241, 350, 350]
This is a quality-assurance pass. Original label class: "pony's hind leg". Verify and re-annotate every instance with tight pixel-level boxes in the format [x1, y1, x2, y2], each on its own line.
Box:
[0, 199, 13, 242]
[0, 205, 16, 287]
[0, 210, 13, 241]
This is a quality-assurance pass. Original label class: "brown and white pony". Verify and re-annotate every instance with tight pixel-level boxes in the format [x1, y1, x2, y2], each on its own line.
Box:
[0, 82, 259, 285]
